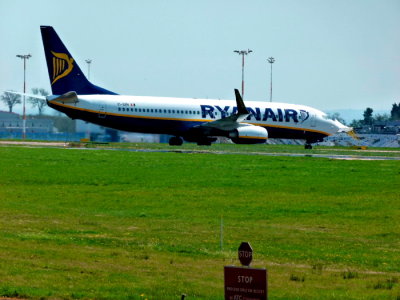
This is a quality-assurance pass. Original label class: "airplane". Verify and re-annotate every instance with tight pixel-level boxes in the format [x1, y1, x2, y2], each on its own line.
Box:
[20, 26, 352, 148]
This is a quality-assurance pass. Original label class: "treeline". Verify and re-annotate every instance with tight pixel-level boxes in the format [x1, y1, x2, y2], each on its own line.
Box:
[350, 103, 400, 128]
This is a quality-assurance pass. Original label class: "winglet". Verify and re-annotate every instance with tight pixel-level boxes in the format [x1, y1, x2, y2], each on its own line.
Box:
[234, 89, 248, 115]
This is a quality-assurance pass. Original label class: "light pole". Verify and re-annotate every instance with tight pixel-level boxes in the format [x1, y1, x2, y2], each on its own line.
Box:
[84, 59, 93, 140]
[16, 54, 31, 139]
[234, 49, 252, 98]
[85, 59, 92, 80]
[267, 57, 275, 102]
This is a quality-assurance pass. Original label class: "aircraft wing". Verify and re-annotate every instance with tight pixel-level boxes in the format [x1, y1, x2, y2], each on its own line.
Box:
[196, 89, 249, 131]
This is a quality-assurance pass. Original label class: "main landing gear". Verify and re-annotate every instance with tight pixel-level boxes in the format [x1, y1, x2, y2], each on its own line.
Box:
[305, 143, 313, 149]
[169, 136, 183, 146]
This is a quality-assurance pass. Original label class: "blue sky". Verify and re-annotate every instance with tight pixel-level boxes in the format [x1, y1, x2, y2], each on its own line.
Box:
[1, 0, 399, 116]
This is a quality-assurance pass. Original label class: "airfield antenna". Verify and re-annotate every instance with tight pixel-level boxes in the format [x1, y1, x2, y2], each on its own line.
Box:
[16, 54, 32, 139]
[267, 57, 275, 102]
[234, 49, 253, 99]
[85, 59, 92, 80]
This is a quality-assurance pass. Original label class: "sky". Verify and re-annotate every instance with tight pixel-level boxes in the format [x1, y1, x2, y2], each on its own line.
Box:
[0, 0, 399, 118]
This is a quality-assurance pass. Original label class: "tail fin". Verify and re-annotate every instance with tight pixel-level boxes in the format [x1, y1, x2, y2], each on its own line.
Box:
[40, 26, 117, 95]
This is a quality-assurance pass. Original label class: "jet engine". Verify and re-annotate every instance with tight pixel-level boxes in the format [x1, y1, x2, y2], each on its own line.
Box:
[229, 124, 268, 144]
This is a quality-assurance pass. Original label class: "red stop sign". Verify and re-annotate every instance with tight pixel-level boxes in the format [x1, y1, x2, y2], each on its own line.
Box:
[238, 242, 253, 266]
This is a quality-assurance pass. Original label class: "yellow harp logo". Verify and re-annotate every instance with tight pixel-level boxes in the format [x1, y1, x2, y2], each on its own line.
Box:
[51, 51, 74, 84]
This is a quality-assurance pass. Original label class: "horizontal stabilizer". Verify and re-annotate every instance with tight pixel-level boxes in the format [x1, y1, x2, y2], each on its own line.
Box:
[47, 91, 79, 103]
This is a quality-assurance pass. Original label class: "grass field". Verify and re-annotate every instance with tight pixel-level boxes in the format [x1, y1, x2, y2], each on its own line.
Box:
[0, 144, 399, 299]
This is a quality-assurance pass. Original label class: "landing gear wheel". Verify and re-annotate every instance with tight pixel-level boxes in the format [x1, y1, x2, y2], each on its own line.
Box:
[305, 143, 313, 149]
[169, 136, 183, 146]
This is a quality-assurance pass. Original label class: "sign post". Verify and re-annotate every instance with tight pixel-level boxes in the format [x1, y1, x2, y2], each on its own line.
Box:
[224, 242, 268, 300]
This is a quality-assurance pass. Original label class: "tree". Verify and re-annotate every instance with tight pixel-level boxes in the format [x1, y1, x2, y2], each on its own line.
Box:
[363, 107, 374, 125]
[350, 119, 363, 128]
[1, 91, 21, 113]
[374, 113, 390, 122]
[390, 102, 400, 120]
[28, 88, 49, 115]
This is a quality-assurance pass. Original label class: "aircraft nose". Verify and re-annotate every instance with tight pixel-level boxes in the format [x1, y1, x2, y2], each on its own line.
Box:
[333, 119, 351, 133]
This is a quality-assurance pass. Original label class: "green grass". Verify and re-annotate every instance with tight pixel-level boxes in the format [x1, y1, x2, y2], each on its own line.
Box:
[86, 142, 400, 158]
[0, 145, 399, 299]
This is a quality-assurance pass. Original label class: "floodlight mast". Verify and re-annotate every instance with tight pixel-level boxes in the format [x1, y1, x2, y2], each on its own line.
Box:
[234, 49, 252, 98]
[16, 54, 32, 139]
[267, 57, 275, 102]
[85, 59, 92, 80]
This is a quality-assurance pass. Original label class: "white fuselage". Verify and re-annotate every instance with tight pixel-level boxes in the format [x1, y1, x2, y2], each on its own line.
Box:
[48, 94, 348, 142]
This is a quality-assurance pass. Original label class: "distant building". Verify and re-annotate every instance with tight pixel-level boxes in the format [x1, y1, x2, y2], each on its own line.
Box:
[383, 120, 400, 134]
[75, 119, 167, 142]
[356, 120, 400, 134]
[0, 111, 53, 134]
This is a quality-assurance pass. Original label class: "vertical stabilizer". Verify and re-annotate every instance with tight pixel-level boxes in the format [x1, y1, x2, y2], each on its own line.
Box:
[40, 26, 116, 95]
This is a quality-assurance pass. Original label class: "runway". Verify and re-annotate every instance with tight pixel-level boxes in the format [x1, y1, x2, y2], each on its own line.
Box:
[1, 141, 399, 160]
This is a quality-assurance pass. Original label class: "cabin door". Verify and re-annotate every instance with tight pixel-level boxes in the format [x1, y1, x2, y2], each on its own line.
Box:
[98, 105, 106, 118]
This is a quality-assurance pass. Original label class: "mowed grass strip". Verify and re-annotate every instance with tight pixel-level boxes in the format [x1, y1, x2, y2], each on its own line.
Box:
[0, 146, 399, 299]
[72, 142, 400, 158]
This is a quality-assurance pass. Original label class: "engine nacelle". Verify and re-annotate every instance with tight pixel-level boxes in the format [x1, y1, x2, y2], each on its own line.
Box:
[229, 124, 268, 144]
